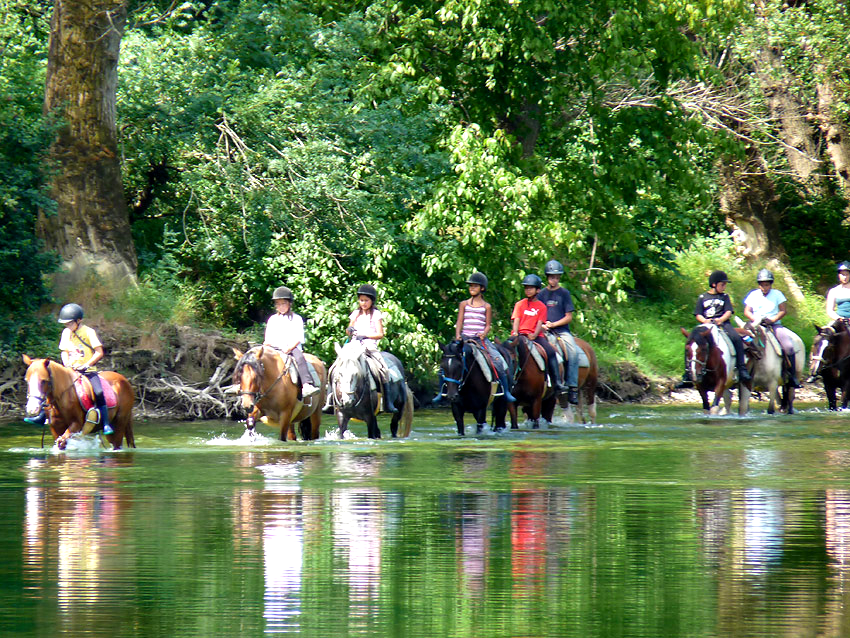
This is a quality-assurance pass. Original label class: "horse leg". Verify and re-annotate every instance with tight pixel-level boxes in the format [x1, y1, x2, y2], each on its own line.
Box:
[389, 410, 402, 438]
[367, 414, 381, 439]
[451, 402, 466, 436]
[507, 402, 518, 429]
[739, 383, 750, 416]
[784, 385, 796, 415]
[531, 397, 543, 429]
[336, 411, 350, 439]
[492, 397, 507, 432]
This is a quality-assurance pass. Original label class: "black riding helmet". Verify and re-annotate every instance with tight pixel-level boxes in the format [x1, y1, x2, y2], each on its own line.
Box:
[708, 270, 729, 288]
[357, 284, 377, 301]
[272, 286, 293, 301]
[544, 259, 564, 276]
[58, 303, 84, 324]
[521, 274, 543, 289]
[465, 272, 488, 290]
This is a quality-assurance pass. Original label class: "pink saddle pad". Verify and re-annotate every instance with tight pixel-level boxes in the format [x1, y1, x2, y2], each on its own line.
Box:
[74, 375, 118, 411]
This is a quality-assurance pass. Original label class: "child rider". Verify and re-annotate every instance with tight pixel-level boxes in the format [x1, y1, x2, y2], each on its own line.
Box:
[263, 286, 320, 398]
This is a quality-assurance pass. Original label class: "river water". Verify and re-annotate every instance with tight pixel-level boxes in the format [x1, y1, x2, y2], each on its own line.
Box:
[2, 405, 850, 637]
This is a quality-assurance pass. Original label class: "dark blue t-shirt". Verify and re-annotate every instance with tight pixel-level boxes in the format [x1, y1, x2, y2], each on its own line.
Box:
[537, 286, 575, 334]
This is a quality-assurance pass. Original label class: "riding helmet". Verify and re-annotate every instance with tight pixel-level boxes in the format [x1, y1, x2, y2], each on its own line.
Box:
[756, 268, 774, 283]
[272, 286, 293, 301]
[521, 274, 543, 289]
[838, 261, 850, 273]
[57, 303, 84, 324]
[708, 270, 729, 288]
[357, 284, 377, 301]
[465, 272, 488, 290]
[544, 259, 564, 276]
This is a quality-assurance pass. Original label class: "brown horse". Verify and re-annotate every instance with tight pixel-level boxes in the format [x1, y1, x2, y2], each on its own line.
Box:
[810, 324, 850, 410]
[232, 346, 327, 441]
[22, 355, 135, 450]
[680, 325, 745, 415]
[541, 336, 598, 424]
[503, 335, 549, 428]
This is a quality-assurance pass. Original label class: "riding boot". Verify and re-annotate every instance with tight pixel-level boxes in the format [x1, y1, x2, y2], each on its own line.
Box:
[676, 353, 694, 389]
[737, 365, 752, 383]
[495, 367, 516, 402]
[786, 353, 803, 388]
[548, 358, 567, 395]
[383, 382, 399, 413]
[24, 409, 47, 426]
[567, 387, 579, 405]
[99, 406, 113, 435]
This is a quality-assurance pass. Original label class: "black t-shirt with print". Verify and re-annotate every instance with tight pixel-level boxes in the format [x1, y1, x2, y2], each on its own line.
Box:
[694, 292, 733, 323]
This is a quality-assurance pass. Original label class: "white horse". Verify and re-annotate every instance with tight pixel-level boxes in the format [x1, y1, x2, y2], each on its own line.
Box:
[737, 318, 805, 415]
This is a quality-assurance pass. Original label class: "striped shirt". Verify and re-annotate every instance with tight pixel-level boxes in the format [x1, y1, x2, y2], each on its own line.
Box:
[461, 304, 487, 337]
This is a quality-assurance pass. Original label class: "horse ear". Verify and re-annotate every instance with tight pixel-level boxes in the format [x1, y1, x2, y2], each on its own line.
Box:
[22, 354, 33, 365]
[232, 348, 243, 360]
[439, 343, 448, 353]
[680, 327, 689, 338]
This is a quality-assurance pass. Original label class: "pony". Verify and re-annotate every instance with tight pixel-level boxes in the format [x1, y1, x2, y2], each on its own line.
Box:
[22, 355, 135, 450]
[327, 340, 413, 439]
[232, 346, 327, 441]
[502, 335, 549, 428]
[738, 321, 805, 415]
[438, 338, 517, 435]
[680, 325, 744, 415]
[541, 336, 598, 424]
[810, 324, 850, 410]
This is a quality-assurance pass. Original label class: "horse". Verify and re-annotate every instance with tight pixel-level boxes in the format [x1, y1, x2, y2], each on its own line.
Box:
[327, 340, 413, 439]
[738, 321, 805, 415]
[438, 338, 517, 435]
[232, 346, 327, 441]
[502, 335, 549, 428]
[540, 335, 598, 424]
[22, 355, 135, 450]
[810, 324, 850, 410]
[680, 325, 744, 415]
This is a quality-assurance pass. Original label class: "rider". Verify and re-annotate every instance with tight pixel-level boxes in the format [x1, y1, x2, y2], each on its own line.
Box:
[57, 303, 113, 434]
[454, 272, 516, 402]
[825, 261, 850, 329]
[263, 286, 320, 398]
[511, 274, 568, 395]
[537, 259, 580, 405]
[347, 284, 398, 413]
[680, 270, 752, 386]
[743, 269, 803, 388]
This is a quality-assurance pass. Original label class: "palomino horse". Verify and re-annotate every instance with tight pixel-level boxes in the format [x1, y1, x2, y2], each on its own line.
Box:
[22, 355, 135, 450]
[738, 321, 805, 415]
[438, 338, 517, 435]
[680, 325, 744, 415]
[232, 346, 327, 441]
[327, 340, 413, 439]
[502, 335, 549, 428]
[541, 335, 598, 424]
[810, 324, 850, 410]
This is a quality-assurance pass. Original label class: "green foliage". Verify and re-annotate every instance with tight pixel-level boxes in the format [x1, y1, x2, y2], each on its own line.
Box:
[0, 0, 58, 361]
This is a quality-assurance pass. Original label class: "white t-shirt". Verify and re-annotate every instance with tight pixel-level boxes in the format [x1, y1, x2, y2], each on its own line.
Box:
[264, 312, 305, 351]
[349, 308, 383, 348]
[743, 288, 787, 322]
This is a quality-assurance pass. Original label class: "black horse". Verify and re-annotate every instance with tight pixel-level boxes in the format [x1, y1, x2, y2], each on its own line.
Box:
[327, 341, 413, 439]
[438, 339, 517, 435]
[810, 324, 850, 410]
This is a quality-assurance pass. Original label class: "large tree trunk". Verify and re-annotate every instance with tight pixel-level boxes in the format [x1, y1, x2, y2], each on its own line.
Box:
[816, 72, 850, 208]
[719, 145, 785, 261]
[40, 0, 136, 294]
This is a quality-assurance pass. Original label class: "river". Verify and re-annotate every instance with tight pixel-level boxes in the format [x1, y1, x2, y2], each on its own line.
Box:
[2, 405, 850, 637]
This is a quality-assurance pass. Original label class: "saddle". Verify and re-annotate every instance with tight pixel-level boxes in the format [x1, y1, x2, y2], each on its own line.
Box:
[279, 353, 322, 387]
[73, 373, 117, 411]
[361, 352, 404, 390]
[546, 333, 590, 368]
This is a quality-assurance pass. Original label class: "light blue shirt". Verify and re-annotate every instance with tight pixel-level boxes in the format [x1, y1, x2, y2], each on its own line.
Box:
[743, 288, 786, 323]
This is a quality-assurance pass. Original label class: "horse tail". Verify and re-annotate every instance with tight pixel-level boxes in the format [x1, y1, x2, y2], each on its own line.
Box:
[399, 384, 413, 438]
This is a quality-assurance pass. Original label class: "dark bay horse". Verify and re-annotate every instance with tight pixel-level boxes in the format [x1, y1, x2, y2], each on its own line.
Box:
[327, 341, 413, 439]
[503, 335, 549, 428]
[810, 324, 850, 410]
[438, 338, 517, 435]
[541, 336, 598, 424]
[23, 355, 135, 450]
[232, 346, 327, 441]
[680, 325, 742, 415]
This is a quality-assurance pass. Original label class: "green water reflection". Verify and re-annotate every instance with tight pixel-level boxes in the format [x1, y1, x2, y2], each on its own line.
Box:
[2, 406, 850, 637]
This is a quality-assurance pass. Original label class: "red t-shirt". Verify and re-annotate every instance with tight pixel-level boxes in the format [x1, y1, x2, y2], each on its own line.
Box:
[511, 298, 546, 335]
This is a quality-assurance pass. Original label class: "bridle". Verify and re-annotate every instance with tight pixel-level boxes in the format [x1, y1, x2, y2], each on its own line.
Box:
[439, 344, 469, 394]
[236, 352, 286, 408]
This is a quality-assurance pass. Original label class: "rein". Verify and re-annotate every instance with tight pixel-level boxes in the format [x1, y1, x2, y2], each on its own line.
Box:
[237, 351, 287, 406]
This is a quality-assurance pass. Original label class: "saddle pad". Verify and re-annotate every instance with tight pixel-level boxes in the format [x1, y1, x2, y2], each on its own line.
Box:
[284, 354, 321, 386]
[363, 353, 404, 389]
[468, 342, 494, 383]
[74, 375, 117, 411]
[761, 328, 783, 357]
[548, 334, 590, 368]
[528, 340, 546, 371]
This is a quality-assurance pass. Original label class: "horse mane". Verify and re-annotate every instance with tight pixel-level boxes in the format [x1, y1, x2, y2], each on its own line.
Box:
[687, 325, 712, 346]
[232, 348, 264, 385]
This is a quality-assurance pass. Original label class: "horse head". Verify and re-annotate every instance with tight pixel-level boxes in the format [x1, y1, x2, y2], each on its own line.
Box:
[439, 340, 466, 403]
[22, 355, 52, 419]
[232, 347, 265, 414]
[810, 324, 845, 378]
[331, 341, 369, 410]
[683, 325, 714, 383]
